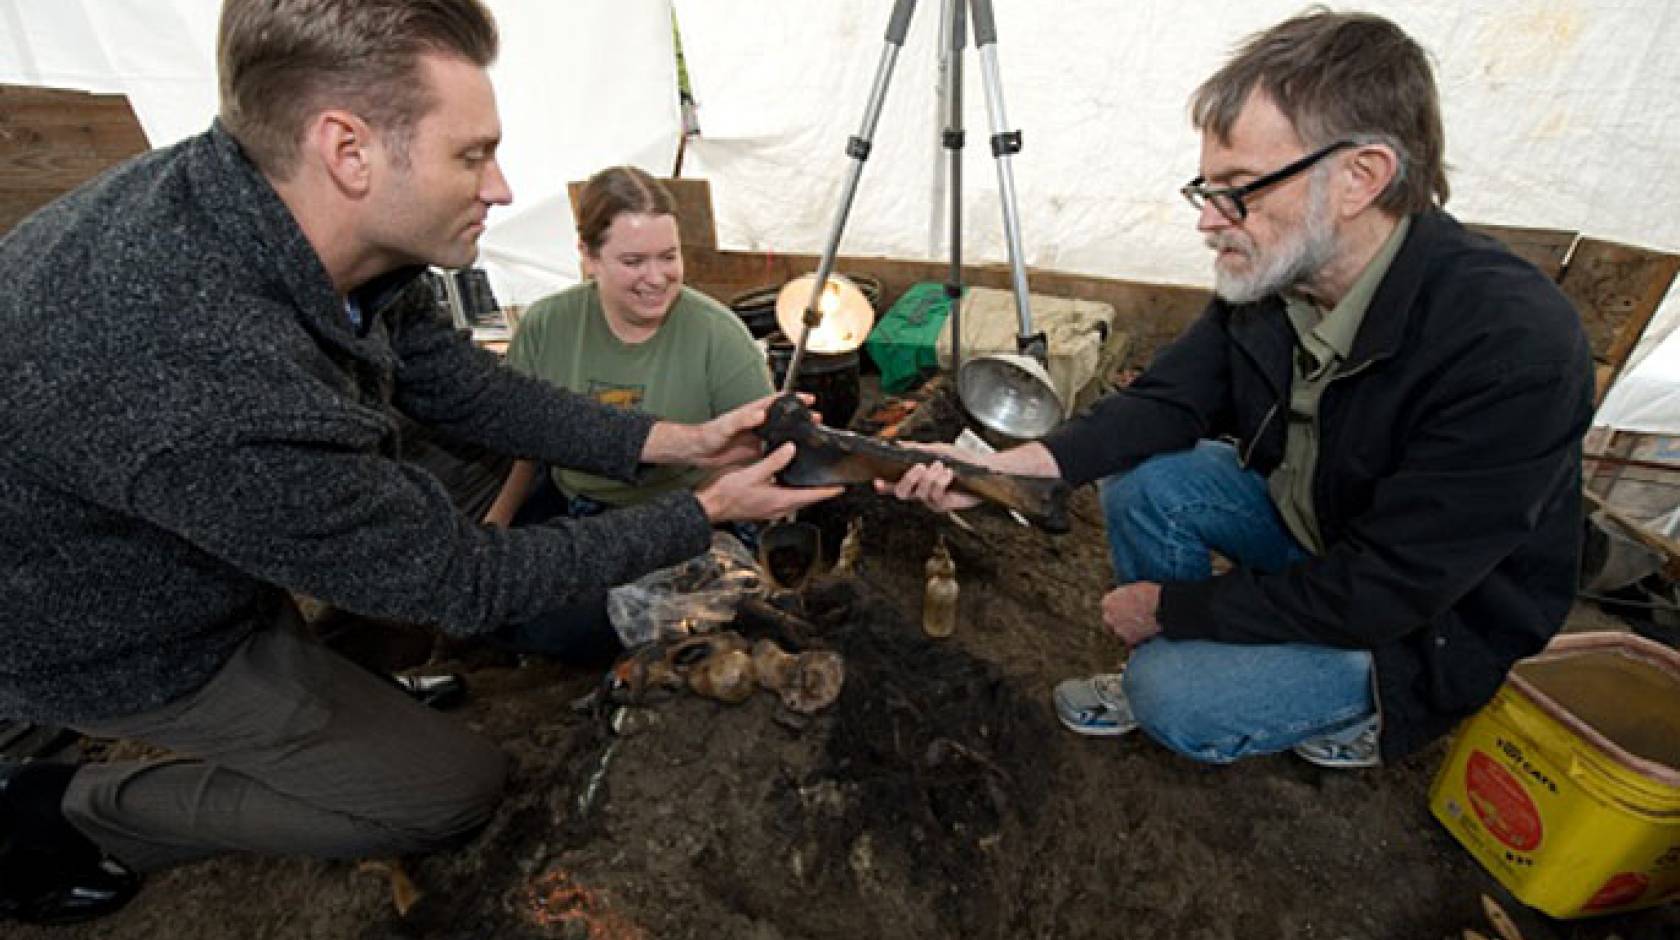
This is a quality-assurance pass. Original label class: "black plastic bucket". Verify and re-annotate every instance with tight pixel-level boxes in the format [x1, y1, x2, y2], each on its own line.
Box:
[765, 331, 860, 429]
[727, 285, 781, 339]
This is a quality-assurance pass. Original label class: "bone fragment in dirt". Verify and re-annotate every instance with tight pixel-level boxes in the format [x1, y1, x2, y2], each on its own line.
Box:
[687, 648, 756, 703]
[355, 859, 424, 917]
[1480, 895, 1526, 940]
[606, 629, 844, 713]
[752, 638, 845, 713]
[832, 516, 864, 575]
[922, 537, 958, 639]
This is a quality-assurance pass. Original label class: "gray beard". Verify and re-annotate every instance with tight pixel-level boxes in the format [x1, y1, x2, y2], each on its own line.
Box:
[1211, 172, 1337, 304]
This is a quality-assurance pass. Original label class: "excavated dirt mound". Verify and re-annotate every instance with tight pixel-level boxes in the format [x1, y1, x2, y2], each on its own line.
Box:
[15, 488, 1680, 940]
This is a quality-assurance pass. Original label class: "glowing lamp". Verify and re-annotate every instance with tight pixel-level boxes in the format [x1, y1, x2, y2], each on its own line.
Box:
[774, 273, 874, 354]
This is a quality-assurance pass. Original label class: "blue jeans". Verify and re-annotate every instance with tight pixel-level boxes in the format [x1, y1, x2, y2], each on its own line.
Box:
[1098, 441, 1376, 763]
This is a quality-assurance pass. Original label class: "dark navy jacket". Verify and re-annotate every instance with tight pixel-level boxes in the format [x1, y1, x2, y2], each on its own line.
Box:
[1045, 211, 1594, 760]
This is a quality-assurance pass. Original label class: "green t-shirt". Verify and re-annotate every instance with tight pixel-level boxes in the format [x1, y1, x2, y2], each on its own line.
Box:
[506, 282, 772, 506]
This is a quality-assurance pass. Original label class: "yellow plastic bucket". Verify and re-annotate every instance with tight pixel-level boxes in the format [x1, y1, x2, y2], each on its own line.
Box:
[1429, 631, 1680, 918]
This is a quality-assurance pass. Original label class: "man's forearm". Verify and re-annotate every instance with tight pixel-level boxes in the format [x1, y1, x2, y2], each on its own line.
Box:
[992, 442, 1063, 478]
[640, 420, 699, 466]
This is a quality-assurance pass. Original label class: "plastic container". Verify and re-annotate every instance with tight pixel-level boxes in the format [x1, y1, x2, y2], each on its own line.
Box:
[1429, 631, 1680, 918]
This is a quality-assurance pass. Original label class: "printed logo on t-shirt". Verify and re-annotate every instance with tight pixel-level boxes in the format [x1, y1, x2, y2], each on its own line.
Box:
[587, 380, 645, 409]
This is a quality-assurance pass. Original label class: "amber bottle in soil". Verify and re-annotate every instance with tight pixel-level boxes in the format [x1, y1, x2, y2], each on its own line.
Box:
[923, 538, 958, 639]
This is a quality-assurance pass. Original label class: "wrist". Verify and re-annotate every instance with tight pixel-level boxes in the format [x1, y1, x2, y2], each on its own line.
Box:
[642, 420, 695, 466]
[694, 485, 723, 523]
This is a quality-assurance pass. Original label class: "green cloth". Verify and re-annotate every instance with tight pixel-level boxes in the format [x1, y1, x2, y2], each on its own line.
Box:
[507, 282, 772, 506]
[866, 282, 958, 393]
[1269, 216, 1411, 554]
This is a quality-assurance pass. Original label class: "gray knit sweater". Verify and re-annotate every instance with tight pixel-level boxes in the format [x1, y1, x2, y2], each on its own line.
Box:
[0, 124, 713, 724]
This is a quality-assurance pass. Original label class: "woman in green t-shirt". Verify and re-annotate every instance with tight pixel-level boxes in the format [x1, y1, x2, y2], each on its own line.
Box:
[483, 166, 772, 659]
[485, 166, 771, 524]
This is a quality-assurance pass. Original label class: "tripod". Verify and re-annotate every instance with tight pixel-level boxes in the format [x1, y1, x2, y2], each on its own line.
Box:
[781, 0, 1061, 436]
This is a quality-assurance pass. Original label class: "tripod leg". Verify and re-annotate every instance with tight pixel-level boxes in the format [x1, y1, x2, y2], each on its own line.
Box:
[941, 0, 966, 372]
[968, 0, 1046, 363]
[784, 0, 921, 393]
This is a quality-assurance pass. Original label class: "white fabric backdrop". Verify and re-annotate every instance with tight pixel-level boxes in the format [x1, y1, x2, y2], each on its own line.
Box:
[673, 0, 1680, 432]
[0, 0, 683, 304]
[4, 0, 1679, 431]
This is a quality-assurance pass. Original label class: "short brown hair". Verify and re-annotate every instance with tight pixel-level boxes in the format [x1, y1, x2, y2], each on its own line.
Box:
[576, 167, 680, 254]
[218, 0, 498, 178]
[1191, 9, 1448, 213]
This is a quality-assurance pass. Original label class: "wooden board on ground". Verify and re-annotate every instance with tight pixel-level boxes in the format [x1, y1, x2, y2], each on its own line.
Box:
[687, 246, 1208, 369]
[691, 221, 1677, 380]
[567, 176, 717, 252]
[1468, 223, 1575, 282]
[1559, 237, 1680, 397]
[0, 84, 149, 234]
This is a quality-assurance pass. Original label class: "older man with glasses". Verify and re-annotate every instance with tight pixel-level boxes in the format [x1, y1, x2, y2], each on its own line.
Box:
[886, 11, 1593, 771]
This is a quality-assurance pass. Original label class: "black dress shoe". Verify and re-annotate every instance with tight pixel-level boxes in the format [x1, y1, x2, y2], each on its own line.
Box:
[0, 848, 140, 925]
[0, 761, 141, 925]
[389, 671, 468, 710]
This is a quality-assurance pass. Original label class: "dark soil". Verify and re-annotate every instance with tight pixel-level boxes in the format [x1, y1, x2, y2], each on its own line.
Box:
[17, 490, 1680, 940]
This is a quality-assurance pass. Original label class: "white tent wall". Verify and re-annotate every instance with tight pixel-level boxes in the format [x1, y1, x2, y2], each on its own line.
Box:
[0, 0, 682, 306]
[474, 3, 681, 304]
[674, 0, 1680, 431]
[5, 1, 1680, 431]
[0, 1, 222, 146]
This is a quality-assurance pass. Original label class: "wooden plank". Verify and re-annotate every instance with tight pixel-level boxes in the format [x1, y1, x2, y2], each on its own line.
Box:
[1586, 428, 1636, 498]
[663, 178, 716, 251]
[1559, 237, 1680, 397]
[1584, 430, 1680, 527]
[0, 84, 148, 234]
[565, 176, 717, 253]
[686, 246, 1210, 366]
[1467, 223, 1576, 282]
[0, 189, 70, 229]
[1585, 489, 1680, 581]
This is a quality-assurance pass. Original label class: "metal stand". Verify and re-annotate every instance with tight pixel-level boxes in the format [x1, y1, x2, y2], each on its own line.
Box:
[781, 0, 1060, 436]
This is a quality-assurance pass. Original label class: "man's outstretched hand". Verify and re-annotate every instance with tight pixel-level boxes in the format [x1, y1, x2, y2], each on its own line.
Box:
[874, 443, 985, 513]
[695, 442, 843, 523]
[643, 393, 820, 470]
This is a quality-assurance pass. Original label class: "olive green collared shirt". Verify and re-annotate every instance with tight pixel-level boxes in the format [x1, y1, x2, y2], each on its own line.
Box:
[1268, 216, 1411, 555]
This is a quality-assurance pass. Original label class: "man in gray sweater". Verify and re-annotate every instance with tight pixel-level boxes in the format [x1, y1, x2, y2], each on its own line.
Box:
[0, 0, 838, 924]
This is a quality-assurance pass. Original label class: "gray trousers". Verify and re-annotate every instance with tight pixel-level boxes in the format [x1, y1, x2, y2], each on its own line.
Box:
[61, 604, 508, 873]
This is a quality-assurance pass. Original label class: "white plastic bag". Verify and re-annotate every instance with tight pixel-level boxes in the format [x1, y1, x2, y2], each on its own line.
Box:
[606, 532, 765, 648]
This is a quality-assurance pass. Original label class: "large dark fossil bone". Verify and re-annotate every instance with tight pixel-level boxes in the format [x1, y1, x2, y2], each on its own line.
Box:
[759, 395, 1070, 534]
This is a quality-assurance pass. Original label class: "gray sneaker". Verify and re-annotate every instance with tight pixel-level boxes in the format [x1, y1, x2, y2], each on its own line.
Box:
[1292, 720, 1381, 769]
[1053, 674, 1139, 737]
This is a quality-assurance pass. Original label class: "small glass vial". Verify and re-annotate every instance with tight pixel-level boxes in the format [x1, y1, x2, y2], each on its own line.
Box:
[922, 537, 958, 639]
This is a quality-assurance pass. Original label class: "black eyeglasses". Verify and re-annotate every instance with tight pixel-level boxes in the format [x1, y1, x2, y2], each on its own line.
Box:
[1181, 140, 1355, 222]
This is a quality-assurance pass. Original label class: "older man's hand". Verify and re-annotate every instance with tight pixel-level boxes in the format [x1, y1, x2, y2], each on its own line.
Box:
[1101, 582, 1162, 648]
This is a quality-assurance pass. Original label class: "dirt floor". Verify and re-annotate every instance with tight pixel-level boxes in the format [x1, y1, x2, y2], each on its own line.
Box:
[16, 471, 1680, 939]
